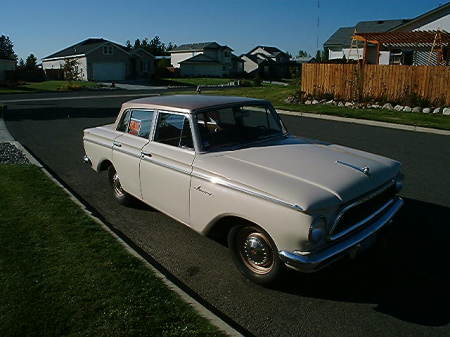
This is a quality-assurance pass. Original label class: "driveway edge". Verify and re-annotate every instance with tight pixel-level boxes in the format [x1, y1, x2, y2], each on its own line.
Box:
[277, 109, 450, 136]
[0, 116, 244, 337]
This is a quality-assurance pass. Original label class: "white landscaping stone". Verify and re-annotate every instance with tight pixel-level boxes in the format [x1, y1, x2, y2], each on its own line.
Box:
[326, 100, 334, 105]
[403, 106, 412, 112]
[338, 102, 344, 107]
[433, 108, 441, 114]
[345, 102, 353, 107]
[372, 104, 381, 109]
[312, 100, 319, 105]
[443, 108, 450, 115]
[305, 100, 312, 105]
[394, 105, 403, 111]
[422, 108, 431, 114]
[382, 103, 393, 110]
[412, 106, 422, 113]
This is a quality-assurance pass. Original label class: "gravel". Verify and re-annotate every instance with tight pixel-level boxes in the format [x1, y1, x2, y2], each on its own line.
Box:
[0, 143, 30, 164]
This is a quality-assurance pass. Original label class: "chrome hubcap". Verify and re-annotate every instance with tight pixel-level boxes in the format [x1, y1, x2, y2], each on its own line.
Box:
[112, 173, 125, 197]
[239, 230, 274, 274]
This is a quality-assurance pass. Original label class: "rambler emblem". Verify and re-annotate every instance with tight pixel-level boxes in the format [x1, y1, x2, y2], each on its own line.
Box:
[336, 160, 371, 176]
[194, 185, 212, 196]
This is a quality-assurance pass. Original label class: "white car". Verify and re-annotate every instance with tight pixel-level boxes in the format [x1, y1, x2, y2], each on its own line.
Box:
[83, 95, 404, 284]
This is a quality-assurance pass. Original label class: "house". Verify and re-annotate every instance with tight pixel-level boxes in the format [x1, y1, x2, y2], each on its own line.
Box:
[240, 46, 291, 78]
[324, 20, 409, 61]
[0, 58, 16, 81]
[324, 2, 450, 64]
[169, 42, 242, 77]
[42, 38, 155, 81]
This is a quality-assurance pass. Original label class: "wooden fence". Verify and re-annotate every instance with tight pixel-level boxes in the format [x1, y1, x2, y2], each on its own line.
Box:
[301, 64, 450, 106]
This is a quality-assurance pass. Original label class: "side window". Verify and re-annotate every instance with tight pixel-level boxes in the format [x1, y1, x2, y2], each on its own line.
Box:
[154, 113, 193, 149]
[117, 110, 131, 132]
[117, 109, 154, 139]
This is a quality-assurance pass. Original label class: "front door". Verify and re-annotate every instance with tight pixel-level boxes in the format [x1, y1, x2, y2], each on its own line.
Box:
[140, 111, 195, 224]
[112, 109, 155, 199]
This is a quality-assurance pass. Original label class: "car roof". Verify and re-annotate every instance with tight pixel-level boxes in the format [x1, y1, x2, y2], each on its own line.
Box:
[122, 95, 269, 113]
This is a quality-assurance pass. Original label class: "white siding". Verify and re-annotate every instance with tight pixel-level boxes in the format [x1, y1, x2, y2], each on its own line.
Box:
[42, 56, 88, 80]
[413, 14, 450, 31]
[0, 59, 16, 80]
[171, 51, 202, 68]
[328, 48, 364, 60]
[241, 55, 258, 73]
[249, 47, 272, 57]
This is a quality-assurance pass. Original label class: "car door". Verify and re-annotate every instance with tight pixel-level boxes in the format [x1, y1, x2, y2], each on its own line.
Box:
[112, 109, 155, 199]
[139, 111, 195, 224]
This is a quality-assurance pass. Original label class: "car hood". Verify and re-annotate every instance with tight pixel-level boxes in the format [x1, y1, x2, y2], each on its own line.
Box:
[193, 137, 400, 211]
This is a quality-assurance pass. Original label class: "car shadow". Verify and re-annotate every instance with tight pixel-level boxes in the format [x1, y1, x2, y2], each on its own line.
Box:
[273, 197, 450, 326]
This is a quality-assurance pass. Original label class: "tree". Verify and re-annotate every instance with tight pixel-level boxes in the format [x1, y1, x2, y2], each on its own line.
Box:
[17, 58, 25, 70]
[133, 39, 141, 49]
[125, 40, 132, 49]
[63, 58, 83, 81]
[298, 50, 310, 57]
[315, 49, 328, 62]
[25, 54, 38, 70]
[0, 35, 17, 61]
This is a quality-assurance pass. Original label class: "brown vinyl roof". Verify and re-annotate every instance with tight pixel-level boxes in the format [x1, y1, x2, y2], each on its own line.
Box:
[123, 95, 268, 113]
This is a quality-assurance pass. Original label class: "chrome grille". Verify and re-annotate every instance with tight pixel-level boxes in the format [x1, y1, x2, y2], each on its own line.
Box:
[330, 183, 397, 240]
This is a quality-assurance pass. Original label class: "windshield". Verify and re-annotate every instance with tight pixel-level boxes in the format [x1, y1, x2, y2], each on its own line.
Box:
[196, 104, 286, 151]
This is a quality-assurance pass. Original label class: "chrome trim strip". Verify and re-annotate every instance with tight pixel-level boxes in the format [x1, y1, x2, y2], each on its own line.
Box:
[113, 147, 140, 159]
[336, 160, 369, 176]
[142, 156, 191, 175]
[279, 197, 404, 272]
[329, 180, 395, 236]
[83, 137, 111, 148]
[330, 198, 394, 240]
[192, 171, 304, 212]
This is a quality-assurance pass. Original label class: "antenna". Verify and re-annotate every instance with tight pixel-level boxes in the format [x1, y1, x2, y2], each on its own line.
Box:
[316, 0, 320, 52]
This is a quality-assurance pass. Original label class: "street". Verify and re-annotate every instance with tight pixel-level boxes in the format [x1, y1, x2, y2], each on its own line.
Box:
[4, 92, 450, 337]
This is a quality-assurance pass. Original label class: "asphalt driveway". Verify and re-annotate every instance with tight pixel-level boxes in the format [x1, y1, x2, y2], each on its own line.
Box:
[4, 94, 450, 337]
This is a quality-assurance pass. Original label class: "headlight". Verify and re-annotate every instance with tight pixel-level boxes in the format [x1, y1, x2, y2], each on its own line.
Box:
[308, 217, 327, 243]
[394, 172, 404, 192]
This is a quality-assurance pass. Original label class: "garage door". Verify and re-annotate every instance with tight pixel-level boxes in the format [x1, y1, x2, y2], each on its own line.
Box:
[92, 62, 126, 81]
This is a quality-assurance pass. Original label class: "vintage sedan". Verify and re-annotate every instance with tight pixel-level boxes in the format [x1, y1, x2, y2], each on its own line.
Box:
[83, 95, 404, 284]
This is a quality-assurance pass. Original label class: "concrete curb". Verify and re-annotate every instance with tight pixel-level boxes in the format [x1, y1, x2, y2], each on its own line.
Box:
[0, 117, 243, 337]
[277, 109, 450, 136]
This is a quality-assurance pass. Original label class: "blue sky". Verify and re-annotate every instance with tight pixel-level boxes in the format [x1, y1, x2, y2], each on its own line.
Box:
[2, 0, 444, 61]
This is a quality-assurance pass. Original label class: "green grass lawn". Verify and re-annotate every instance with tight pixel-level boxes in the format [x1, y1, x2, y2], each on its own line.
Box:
[159, 78, 236, 86]
[169, 85, 450, 131]
[0, 80, 99, 93]
[0, 165, 227, 337]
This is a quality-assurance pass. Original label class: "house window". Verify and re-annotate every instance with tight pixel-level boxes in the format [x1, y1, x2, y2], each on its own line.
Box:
[103, 45, 113, 55]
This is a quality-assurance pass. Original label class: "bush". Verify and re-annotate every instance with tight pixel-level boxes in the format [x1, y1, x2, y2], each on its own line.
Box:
[240, 79, 254, 87]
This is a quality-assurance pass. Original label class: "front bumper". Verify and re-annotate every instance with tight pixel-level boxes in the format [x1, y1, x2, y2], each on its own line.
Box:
[279, 197, 404, 273]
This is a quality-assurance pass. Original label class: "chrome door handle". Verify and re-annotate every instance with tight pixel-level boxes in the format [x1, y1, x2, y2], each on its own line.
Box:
[141, 152, 152, 157]
[113, 142, 122, 147]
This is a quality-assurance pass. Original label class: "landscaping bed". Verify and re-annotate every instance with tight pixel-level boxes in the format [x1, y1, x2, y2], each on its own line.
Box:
[167, 85, 450, 131]
[0, 164, 227, 337]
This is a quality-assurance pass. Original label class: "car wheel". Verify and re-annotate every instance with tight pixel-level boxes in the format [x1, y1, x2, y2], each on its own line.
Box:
[108, 166, 133, 206]
[228, 224, 284, 285]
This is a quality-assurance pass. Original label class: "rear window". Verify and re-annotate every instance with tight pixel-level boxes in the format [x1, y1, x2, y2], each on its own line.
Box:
[117, 109, 155, 139]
